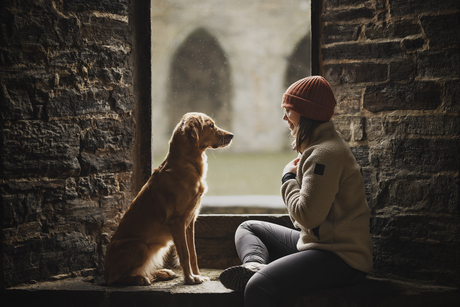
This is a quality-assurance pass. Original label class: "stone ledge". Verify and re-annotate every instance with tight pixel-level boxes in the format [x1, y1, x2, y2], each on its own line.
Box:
[3, 269, 459, 307]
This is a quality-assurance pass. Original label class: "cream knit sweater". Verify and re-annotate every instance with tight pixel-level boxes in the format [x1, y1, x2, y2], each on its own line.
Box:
[281, 121, 373, 273]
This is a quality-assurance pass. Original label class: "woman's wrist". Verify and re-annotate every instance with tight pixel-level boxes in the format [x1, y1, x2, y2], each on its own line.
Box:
[282, 172, 296, 184]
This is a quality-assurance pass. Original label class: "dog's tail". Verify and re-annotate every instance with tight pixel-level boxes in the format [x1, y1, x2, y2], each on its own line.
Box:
[104, 240, 177, 285]
[163, 242, 180, 269]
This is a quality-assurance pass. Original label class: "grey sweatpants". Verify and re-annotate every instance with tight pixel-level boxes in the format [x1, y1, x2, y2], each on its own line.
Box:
[235, 220, 367, 307]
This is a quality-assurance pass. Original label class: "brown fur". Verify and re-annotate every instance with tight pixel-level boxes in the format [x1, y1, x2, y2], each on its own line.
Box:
[104, 112, 233, 285]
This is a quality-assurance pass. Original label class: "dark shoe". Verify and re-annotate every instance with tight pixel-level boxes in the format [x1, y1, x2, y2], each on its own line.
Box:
[219, 262, 266, 291]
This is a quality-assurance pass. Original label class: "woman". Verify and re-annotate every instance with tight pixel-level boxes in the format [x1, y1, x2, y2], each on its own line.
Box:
[219, 76, 373, 307]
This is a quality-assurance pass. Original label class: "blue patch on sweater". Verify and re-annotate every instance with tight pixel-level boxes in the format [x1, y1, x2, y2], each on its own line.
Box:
[314, 163, 325, 175]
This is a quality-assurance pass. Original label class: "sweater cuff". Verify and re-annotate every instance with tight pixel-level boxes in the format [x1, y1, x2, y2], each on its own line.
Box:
[282, 172, 296, 184]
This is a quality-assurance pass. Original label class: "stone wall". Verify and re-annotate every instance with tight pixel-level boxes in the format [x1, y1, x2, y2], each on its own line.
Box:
[1, 0, 136, 287]
[321, 0, 459, 286]
[1, 0, 459, 289]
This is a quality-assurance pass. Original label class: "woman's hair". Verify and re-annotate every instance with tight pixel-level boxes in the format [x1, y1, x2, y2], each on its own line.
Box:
[292, 116, 325, 153]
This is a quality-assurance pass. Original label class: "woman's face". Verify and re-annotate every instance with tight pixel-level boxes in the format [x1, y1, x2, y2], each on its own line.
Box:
[283, 108, 301, 135]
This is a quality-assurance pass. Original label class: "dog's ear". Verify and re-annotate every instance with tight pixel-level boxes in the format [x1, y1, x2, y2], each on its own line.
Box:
[181, 116, 201, 144]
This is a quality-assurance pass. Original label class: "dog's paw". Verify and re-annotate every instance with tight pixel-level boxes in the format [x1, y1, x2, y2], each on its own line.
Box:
[128, 275, 151, 286]
[155, 269, 176, 280]
[185, 274, 209, 285]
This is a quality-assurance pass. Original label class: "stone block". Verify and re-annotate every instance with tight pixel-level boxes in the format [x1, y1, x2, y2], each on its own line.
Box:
[54, 16, 81, 46]
[373, 173, 458, 214]
[323, 7, 374, 22]
[0, 47, 25, 66]
[332, 115, 365, 141]
[444, 80, 460, 113]
[389, 0, 459, 17]
[392, 138, 459, 173]
[80, 117, 134, 153]
[5, 14, 54, 46]
[368, 147, 393, 170]
[80, 46, 131, 68]
[79, 152, 133, 176]
[1, 120, 81, 179]
[325, 0, 368, 8]
[389, 59, 416, 81]
[428, 175, 459, 215]
[352, 116, 365, 141]
[81, 16, 130, 47]
[421, 13, 460, 49]
[324, 63, 387, 85]
[365, 117, 385, 142]
[46, 88, 111, 118]
[77, 174, 120, 198]
[64, 199, 106, 225]
[110, 87, 134, 113]
[322, 41, 402, 61]
[364, 20, 422, 40]
[2, 0, 55, 14]
[383, 115, 460, 136]
[332, 117, 352, 141]
[91, 67, 124, 83]
[372, 226, 459, 285]
[63, 0, 130, 15]
[417, 49, 460, 79]
[48, 49, 80, 67]
[3, 11, 79, 47]
[402, 37, 425, 52]
[363, 81, 441, 112]
[322, 24, 361, 45]
[1, 83, 34, 120]
[2, 193, 42, 227]
[350, 145, 370, 166]
[2, 232, 96, 287]
[331, 85, 362, 115]
[361, 168, 372, 205]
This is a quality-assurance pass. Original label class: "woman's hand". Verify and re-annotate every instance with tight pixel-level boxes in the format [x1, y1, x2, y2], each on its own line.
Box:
[283, 158, 300, 176]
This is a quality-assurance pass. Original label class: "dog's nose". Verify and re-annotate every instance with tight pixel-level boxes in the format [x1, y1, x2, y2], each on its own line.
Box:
[227, 134, 234, 140]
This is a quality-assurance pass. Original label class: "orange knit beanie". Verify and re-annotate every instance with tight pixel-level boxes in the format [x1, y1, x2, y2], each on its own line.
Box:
[281, 76, 336, 122]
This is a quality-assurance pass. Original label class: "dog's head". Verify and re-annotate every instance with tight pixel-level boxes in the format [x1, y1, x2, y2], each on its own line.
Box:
[179, 112, 233, 150]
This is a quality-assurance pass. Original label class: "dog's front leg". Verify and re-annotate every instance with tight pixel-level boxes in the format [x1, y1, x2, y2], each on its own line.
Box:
[186, 219, 199, 276]
[186, 218, 208, 283]
[171, 221, 206, 284]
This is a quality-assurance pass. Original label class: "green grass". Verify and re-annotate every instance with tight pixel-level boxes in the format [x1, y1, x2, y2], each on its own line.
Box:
[202, 151, 298, 196]
[153, 151, 298, 196]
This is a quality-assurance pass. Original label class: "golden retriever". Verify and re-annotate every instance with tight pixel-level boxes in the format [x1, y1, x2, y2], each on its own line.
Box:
[104, 112, 233, 285]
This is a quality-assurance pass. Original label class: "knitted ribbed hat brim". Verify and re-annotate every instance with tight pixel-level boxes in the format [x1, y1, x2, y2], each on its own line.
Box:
[281, 76, 336, 122]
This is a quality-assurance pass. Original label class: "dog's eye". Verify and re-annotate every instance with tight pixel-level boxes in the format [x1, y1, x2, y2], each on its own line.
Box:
[209, 124, 214, 129]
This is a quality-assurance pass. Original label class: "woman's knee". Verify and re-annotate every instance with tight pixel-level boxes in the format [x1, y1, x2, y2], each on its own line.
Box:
[244, 272, 278, 306]
[238, 220, 260, 231]
[236, 220, 261, 239]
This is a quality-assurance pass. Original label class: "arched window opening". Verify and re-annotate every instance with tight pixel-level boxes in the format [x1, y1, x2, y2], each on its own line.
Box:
[167, 28, 231, 134]
[151, 1, 313, 214]
[285, 34, 311, 89]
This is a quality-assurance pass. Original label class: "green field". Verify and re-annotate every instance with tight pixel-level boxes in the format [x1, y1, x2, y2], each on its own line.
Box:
[154, 151, 298, 196]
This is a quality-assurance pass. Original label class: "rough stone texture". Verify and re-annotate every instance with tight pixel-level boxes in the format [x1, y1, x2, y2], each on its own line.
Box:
[1, 0, 459, 292]
[322, 0, 460, 287]
[2, 269, 459, 307]
[1, 0, 135, 287]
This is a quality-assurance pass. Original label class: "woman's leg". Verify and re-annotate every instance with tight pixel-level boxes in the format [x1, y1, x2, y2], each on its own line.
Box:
[244, 249, 366, 307]
[220, 221, 299, 291]
[234, 220, 300, 264]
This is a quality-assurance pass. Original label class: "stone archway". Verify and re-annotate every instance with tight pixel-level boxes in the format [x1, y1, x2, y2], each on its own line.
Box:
[167, 28, 231, 134]
[151, 0, 312, 155]
[285, 33, 311, 89]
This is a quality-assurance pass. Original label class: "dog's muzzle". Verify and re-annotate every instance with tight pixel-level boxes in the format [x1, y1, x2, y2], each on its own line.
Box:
[213, 133, 234, 148]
